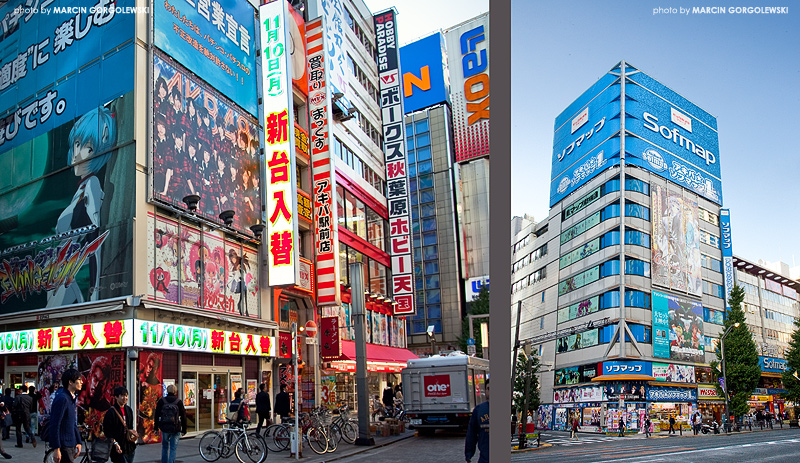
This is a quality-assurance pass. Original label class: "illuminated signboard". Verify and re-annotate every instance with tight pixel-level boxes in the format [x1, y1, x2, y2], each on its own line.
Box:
[0, 320, 134, 354]
[134, 319, 275, 357]
[154, 0, 258, 116]
[720, 209, 734, 311]
[374, 9, 414, 316]
[306, 17, 340, 306]
[260, 0, 299, 286]
[444, 13, 490, 163]
[399, 32, 450, 114]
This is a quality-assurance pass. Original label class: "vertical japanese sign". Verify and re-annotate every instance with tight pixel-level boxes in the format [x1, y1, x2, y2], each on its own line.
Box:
[306, 17, 340, 306]
[374, 10, 414, 316]
[719, 209, 734, 312]
[320, 0, 347, 103]
[260, 1, 298, 286]
[444, 13, 490, 163]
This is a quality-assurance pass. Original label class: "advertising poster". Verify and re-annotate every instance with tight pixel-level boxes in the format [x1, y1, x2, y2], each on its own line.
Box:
[652, 291, 704, 362]
[0, 94, 136, 314]
[153, 0, 258, 116]
[77, 352, 125, 438]
[247, 379, 257, 402]
[537, 405, 554, 430]
[184, 380, 197, 407]
[146, 214, 259, 317]
[37, 354, 78, 417]
[137, 351, 164, 443]
[399, 32, 450, 114]
[555, 367, 580, 386]
[651, 185, 702, 296]
[231, 374, 243, 396]
[152, 53, 261, 234]
[162, 379, 176, 398]
[321, 375, 337, 409]
[652, 363, 696, 383]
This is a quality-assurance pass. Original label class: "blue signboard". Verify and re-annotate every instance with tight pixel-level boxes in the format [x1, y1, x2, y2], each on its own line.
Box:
[549, 73, 621, 206]
[625, 71, 722, 205]
[647, 386, 697, 402]
[651, 291, 671, 359]
[720, 209, 734, 310]
[154, 0, 257, 116]
[0, 0, 135, 153]
[399, 33, 450, 114]
[759, 356, 788, 373]
[602, 360, 652, 377]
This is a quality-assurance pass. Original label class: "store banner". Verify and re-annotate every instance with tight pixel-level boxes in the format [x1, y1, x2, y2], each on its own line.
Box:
[77, 352, 125, 438]
[602, 360, 652, 376]
[0, 320, 134, 354]
[553, 385, 605, 404]
[133, 319, 275, 357]
[647, 386, 697, 402]
[759, 356, 789, 373]
[698, 384, 723, 400]
[652, 363, 696, 383]
[720, 209, 734, 311]
[137, 351, 164, 443]
[652, 290, 704, 362]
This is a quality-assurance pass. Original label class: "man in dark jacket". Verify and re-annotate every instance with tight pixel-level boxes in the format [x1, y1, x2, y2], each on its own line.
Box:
[255, 383, 271, 434]
[154, 385, 186, 463]
[0, 397, 11, 458]
[0, 389, 12, 440]
[382, 383, 394, 411]
[50, 369, 84, 463]
[13, 386, 35, 448]
[103, 387, 136, 463]
[273, 385, 291, 424]
[228, 389, 250, 428]
[465, 379, 488, 463]
[28, 386, 42, 441]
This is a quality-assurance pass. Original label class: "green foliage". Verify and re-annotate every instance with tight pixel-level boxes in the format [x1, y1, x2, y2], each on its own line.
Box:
[781, 318, 800, 403]
[512, 351, 540, 416]
[713, 284, 761, 419]
[457, 287, 490, 356]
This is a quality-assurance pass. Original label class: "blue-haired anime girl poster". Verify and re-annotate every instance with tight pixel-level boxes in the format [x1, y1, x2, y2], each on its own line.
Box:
[0, 93, 135, 314]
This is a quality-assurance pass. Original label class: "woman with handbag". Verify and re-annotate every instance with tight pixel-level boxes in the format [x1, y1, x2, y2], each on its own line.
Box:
[102, 387, 138, 463]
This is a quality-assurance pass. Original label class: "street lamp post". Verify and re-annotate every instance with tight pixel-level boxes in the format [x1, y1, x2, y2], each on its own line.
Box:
[720, 322, 740, 433]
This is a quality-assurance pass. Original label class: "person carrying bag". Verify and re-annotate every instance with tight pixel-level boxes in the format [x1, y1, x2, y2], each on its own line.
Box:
[102, 387, 137, 463]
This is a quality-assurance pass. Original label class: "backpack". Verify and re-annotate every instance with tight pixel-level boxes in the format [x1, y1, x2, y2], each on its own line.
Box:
[160, 397, 181, 433]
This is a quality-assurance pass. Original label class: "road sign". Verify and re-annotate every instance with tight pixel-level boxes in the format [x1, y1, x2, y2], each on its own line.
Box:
[467, 345, 477, 356]
[305, 320, 318, 338]
[467, 338, 476, 346]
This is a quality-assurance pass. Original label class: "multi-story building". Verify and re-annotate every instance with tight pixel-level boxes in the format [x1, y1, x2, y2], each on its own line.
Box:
[396, 13, 490, 355]
[731, 255, 799, 417]
[0, 0, 416, 438]
[512, 61, 732, 432]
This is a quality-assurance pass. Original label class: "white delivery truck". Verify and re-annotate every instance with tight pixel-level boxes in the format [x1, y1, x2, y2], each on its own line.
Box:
[401, 354, 489, 435]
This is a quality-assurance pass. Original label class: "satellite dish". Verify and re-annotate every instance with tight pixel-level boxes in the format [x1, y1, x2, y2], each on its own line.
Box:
[288, 13, 306, 80]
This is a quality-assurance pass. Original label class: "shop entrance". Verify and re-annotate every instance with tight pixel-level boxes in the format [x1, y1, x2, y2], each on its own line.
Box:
[181, 370, 236, 433]
[5, 369, 37, 393]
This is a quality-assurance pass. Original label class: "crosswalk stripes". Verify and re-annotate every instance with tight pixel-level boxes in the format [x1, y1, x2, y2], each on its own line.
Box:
[545, 436, 621, 446]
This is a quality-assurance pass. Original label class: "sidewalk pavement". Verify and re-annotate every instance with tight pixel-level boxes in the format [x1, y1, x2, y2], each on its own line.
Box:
[0, 428, 415, 463]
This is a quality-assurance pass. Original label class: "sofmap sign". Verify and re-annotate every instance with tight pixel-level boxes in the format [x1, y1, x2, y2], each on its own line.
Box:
[154, 0, 257, 116]
[625, 70, 722, 205]
[720, 209, 734, 310]
[399, 32, 450, 114]
[647, 386, 697, 402]
[602, 360, 652, 376]
[759, 356, 788, 373]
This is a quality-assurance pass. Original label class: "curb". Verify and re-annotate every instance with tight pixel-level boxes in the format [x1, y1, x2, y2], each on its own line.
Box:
[318, 433, 416, 462]
[511, 443, 553, 453]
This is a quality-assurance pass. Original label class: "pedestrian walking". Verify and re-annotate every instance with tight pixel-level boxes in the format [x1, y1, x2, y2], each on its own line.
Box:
[12, 386, 34, 448]
[693, 413, 701, 435]
[0, 389, 12, 442]
[644, 416, 652, 438]
[103, 387, 137, 463]
[570, 416, 580, 440]
[27, 387, 41, 442]
[154, 385, 186, 463]
[382, 383, 395, 416]
[0, 398, 11, 458]
[668, 415, 676, 435]
[618, 416, 625, 437]
[254, 383, 271, 435]
[227, 389, 250, 427]
[465, 380, 488, 463]
[50, 368, 84, 463]
[273, 385, 291, 424]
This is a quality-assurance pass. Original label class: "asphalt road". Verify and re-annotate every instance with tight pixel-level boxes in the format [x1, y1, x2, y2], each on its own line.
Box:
[513, 428, 800, 463]
[335, 429, 467, 463]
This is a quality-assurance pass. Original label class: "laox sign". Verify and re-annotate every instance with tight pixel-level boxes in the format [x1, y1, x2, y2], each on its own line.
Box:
[424, 374, 451, 397]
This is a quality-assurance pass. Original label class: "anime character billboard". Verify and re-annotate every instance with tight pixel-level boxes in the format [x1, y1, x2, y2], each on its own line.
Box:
[77, 352, 125, 438]
[651, 184, 702, 296]
[151, 52, 261, 235]
[0, 94, 135, 314]
[653, 291, 705, 363]
[137, 351, 164, 443]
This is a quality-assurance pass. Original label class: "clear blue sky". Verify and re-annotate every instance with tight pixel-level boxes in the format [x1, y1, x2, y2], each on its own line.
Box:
[363, 0, 488, 46]
[511, 1, 800, 269]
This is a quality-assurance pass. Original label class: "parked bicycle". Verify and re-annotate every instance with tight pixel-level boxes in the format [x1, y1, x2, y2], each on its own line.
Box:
[263, 411, 328, 455]
[43, 424, 106, 463]
[329, 405, 358, 444]
[198, 420, 267, 463]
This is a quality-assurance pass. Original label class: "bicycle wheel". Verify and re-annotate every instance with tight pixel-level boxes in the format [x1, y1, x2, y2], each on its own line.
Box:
[44, 448, 58, 463]
[325, 426, 338, 453]
[234, 433, 267, 463]
[199, 431, 224, 462]
[273, 425, 291, 452]
[305, 426, 328, 455]
[263, 424, 284, 452]
[341, 421, 358, 444]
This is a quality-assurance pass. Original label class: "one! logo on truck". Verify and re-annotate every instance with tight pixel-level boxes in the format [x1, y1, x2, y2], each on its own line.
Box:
[424, 374, 451, 397]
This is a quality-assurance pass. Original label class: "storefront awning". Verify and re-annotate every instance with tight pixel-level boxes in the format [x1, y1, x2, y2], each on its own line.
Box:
[591, 374, 656, 382]
[327, 340, 419, 373]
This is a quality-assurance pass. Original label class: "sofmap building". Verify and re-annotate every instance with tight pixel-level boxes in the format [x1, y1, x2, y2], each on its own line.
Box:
[512, 62, 731, 432]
